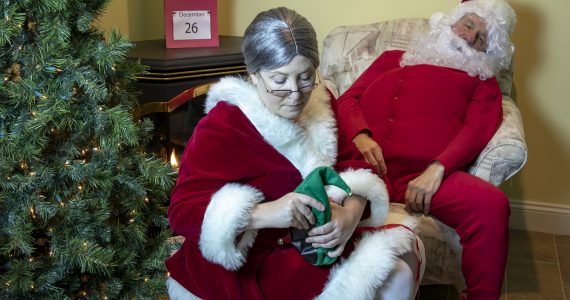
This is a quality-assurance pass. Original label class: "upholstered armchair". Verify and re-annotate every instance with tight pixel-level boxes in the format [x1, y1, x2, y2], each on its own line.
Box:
[319, 18, 528, 291]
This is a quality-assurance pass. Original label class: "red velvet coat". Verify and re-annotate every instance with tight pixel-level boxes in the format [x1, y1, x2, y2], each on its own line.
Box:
[166, 77, 417, 299]
[336, 50, 503, 200]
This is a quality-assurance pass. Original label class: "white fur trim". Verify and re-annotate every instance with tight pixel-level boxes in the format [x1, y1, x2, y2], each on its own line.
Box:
[316, 227, 416, 300]
[205, 77, 337, 178]
[337, 168, 390, 227]
[429, 12, 446, 27]
[325, 185, 349, 205]
[199, 183, 263, 270]
[166, 277, 201, 300]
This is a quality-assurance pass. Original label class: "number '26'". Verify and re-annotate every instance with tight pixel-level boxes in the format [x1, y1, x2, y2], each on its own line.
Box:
[185, 22, 198, 34]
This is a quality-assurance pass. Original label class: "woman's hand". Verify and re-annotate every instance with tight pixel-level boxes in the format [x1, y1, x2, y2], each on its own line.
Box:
[353, 132, 387, 176]
[247, 192, 325, 230]
[305, 195, 367, 258]
[405, 161, 445, 214]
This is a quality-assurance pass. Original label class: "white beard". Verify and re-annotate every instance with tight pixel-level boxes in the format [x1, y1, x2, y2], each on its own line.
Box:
[400, 24, 497, 80]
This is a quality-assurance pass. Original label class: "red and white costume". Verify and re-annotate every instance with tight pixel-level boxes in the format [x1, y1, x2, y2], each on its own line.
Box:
[337, 50, 509, 300]
[166, 76, 422, 300]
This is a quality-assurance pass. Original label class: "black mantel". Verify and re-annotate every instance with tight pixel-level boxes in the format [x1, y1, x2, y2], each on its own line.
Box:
[128, 36, 245, 73]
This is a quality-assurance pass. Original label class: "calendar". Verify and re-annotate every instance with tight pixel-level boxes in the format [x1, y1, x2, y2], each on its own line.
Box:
[164, 0, 219, 48]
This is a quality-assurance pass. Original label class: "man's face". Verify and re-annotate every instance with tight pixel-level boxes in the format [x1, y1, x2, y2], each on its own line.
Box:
[451, 13, 488, 52]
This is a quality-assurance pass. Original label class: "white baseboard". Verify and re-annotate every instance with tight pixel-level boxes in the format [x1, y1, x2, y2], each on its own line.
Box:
[509, 199, 570, 236]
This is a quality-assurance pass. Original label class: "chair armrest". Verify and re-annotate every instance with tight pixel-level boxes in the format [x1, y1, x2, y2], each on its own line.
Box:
[468, 96, 528, 185]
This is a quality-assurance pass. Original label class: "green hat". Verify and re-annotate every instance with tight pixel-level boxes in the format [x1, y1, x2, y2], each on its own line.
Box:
[289, 166, 352, 266]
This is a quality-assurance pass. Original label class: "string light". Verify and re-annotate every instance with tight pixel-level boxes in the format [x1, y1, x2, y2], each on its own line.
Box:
[92, 147, 99, 152]
[144, 197, 149, 203]
[29, 171, 36, 176]
[29, 207, 36, 219]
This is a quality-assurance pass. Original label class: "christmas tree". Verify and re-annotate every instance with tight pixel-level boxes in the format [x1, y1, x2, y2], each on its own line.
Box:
[0, 0, 176, 298]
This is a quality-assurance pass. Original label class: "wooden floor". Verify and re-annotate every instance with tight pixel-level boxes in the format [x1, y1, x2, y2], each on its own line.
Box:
[419, 229, 570, 300]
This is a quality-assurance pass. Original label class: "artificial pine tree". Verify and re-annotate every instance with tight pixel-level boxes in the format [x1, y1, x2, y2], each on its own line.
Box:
[0, 0, 176, 298]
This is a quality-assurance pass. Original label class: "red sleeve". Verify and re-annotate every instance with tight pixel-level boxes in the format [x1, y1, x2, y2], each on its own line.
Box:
[336, 50, 404, 141]
[329, 96, 371, 172]
[435, 78, 503, 176]
[167, 107, 248, 241]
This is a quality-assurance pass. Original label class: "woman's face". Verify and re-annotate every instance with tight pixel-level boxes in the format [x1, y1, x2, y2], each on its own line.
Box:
[251, 55, 317, 121]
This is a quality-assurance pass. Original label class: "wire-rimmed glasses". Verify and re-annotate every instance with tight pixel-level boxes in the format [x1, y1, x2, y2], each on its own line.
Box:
[256, 72, 320, 97]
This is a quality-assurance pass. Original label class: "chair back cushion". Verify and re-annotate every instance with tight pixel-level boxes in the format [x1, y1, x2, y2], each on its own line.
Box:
[320, 18, 514, 98]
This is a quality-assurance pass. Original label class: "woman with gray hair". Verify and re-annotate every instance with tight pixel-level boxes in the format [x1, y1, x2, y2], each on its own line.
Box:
[166, 6, 424, 300]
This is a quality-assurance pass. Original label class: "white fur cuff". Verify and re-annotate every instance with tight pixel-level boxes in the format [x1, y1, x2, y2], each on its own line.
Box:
[199, 183, 264, 270]
[338, 168, 389, 227]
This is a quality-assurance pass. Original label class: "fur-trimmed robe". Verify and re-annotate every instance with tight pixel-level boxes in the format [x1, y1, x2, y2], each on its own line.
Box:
[166, 76, 417, 300]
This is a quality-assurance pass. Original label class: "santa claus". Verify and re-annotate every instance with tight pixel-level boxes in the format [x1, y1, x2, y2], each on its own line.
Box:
[336, 0, 516, 299]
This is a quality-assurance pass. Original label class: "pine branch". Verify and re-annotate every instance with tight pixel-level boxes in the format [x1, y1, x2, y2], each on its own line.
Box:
[57, 239, 116, 276]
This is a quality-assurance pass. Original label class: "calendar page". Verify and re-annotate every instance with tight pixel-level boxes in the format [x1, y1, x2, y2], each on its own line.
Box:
[164, 0, 219, 48]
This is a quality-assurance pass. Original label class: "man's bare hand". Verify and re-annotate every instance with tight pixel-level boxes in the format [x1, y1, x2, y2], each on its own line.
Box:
[405, 161, 445, 214]
[353, 132, 387, 176]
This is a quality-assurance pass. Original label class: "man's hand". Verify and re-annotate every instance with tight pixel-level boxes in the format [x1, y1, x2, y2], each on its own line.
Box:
[305, 195, 366, 258]
[353, 132, 387, 176]
[405, 161, 445, 214]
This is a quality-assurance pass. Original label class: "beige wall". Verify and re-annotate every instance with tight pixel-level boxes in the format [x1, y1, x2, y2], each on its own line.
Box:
[99, 0, 570, 207]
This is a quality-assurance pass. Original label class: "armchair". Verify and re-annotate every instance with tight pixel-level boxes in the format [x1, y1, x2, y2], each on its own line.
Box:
[320, 18, 528, 291]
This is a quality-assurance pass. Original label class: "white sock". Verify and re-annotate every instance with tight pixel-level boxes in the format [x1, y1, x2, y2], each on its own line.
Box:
[376, 237, 426, 300]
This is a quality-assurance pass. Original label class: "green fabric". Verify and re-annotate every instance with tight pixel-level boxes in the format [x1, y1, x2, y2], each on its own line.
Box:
[293, 166, 352, 266]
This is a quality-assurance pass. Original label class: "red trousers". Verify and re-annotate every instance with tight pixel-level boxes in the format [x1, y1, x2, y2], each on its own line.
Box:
[391, 171, 509, 300]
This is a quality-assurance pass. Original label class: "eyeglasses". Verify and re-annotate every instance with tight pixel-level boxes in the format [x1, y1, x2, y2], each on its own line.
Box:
[256, 72, 320, 97]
